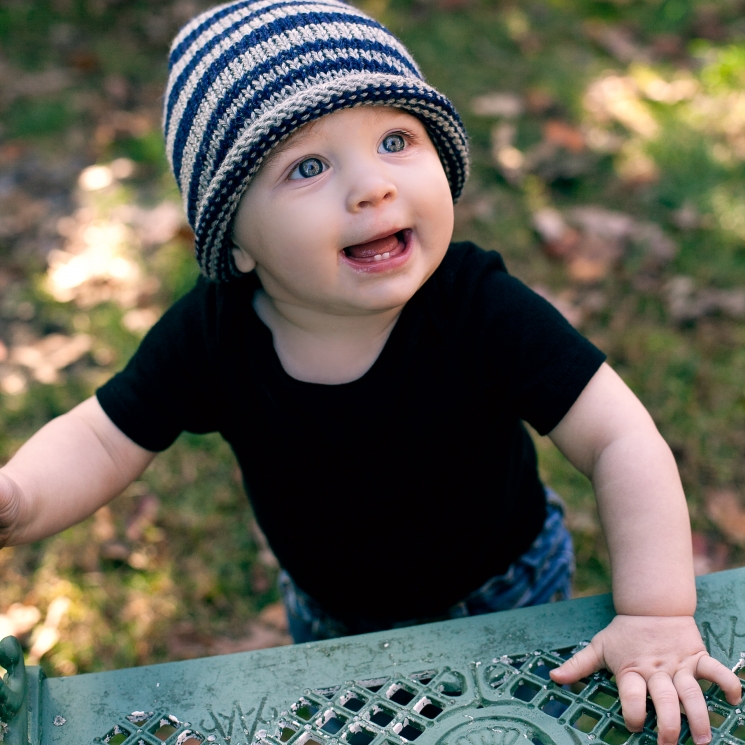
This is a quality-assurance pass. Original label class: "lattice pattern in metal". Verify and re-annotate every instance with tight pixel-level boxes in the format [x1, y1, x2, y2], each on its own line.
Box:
[255, 646, 745, 745]
[93, 647, 745, 745]
[96, 711, 205, 745]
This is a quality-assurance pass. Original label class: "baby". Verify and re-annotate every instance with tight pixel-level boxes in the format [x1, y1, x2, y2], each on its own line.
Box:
[0, 1, 740, 743]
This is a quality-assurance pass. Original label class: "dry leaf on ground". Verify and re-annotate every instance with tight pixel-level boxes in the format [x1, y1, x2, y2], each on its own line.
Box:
[705, 488, 745, 544]
[470, 92, 524, 119]
[543, 120, 585, 153]
[0, 603, 42, 640]
[691, 531, 730, 576]
[258, 601, 289, 633]
[665, 277, 745, 322]
[10, 333, 91, 384]
[27, 597, 71, 664]
[583, 22, 652, 65]
[126, 494, 160, 542]
[533, 205, 677, 282]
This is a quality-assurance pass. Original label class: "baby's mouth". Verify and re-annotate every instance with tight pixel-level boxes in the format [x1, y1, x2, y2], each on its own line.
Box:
[343, 229, 408, 263]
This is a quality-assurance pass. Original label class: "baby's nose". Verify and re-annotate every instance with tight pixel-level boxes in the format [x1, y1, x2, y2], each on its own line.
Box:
[347, 173, 398, 212]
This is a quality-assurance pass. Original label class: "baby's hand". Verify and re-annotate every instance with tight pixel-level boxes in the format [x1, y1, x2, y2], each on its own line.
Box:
[550, 615, 742, 745]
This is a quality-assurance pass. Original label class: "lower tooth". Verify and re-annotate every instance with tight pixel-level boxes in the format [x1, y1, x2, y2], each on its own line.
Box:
[382, 252, 390, 259]
[373, 254, 382, 261]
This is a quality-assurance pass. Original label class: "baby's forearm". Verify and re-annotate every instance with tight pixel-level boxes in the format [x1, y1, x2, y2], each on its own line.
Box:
[591, 430, 695, 617]
[0, 396, 155, 546]
[550, 363, 696, 618]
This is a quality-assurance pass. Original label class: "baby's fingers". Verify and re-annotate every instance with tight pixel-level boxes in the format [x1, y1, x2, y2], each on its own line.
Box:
[616, 671, 647, 732]
[550, 643, 603, 685]
[648, 673, 683, 745]
[697, 656, 742, 705]
[673, 669, 711, 745]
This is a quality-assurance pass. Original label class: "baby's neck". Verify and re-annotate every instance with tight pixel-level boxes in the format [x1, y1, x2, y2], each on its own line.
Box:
[253, 290, 403, 384]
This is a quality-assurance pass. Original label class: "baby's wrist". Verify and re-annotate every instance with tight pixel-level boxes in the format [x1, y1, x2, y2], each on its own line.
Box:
[613, 586, 696, 618]
[615, 612, 695, 625]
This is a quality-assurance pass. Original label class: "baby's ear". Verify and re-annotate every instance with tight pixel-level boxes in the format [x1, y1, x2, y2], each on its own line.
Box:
[232, 246, 256, 273]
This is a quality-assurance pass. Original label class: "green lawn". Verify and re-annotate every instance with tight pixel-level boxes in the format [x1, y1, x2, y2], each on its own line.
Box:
[0, 0, 743, 675]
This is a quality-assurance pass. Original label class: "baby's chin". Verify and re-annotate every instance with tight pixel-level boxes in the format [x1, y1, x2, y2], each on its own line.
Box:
[335, 282, 426, 316]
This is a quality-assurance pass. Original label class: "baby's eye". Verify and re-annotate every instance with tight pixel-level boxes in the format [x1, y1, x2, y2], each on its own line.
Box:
[289, 157, 325, 180]
[379, 134, 406, 153]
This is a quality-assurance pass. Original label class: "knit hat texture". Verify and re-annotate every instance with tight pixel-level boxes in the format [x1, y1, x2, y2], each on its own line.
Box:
[165, 0, 470, 281]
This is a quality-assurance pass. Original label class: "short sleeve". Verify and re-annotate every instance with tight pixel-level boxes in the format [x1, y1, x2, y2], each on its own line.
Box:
[96, 278, 221, 451]
[462, 249, 606, 436]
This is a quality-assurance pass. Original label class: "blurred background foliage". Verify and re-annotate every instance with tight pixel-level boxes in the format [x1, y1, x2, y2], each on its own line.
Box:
[0, 0, 744, 677]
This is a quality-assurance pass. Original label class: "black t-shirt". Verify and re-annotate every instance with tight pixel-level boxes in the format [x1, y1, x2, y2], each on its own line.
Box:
[97, 242, 605, 621]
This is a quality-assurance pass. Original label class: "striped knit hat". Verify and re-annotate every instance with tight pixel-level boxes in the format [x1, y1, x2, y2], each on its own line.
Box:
[164, 0, 470, 281]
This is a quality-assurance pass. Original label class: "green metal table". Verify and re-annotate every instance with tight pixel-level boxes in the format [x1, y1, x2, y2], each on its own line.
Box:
[2, 568, 744, 745]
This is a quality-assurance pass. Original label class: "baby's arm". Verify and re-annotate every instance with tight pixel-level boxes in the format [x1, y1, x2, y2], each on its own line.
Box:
[545, 363, 741, 745]
[0, 396, 155, 547]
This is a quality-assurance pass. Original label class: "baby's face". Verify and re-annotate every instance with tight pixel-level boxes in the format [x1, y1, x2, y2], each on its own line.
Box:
[231, 106, 454, 316]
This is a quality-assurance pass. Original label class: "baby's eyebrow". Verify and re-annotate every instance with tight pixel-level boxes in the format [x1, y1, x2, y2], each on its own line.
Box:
[261, 122, 319, 170]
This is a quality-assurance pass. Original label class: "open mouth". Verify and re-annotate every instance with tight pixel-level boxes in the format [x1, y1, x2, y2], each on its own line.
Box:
[342, 229, 410, 265]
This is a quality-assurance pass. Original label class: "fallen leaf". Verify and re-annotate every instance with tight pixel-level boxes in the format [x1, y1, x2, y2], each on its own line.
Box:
[27, 597, 71, 664]
[524, 88, 555, 114]
[532, 208, 580, 259]
[693, 6, 729, 41]
[126, 494, 160, 542]
[672, 203, 701, 231]
[258, 601, 289, 632]
[568, 206, 676, 261]
[67, 49, 100, 72]
[103, 74, 130, 103]
[534, 206, 633, 282]
[471, 92, 524, 119]
[651, 34, 685, 60]
[584, 74, 659, 139]
[583, 21, 651, 65]
[0, 603, 42, 640]
[565, 509, 599, 535]
[523, 141, 596, 183]
[121, 201, 185, 247]
[100, 541, 131, 562]
[706, 488, 745, 544]
[635, 72, 699, 105]
[565, 232, 623, 283]
[0, 370, 26, 395]
[2, 68, 72, 103]
[691, 531, 730, 576]
[543, 120, 585, 153]
[491, 123, 525, 183]
[250, 563, 271, 593]
[665, 277, 745, 322]
[615, 141, 660, 185]
[10, 333, 92, 383]
[94, 505, 117, 543]
[122, 308, 160, 335]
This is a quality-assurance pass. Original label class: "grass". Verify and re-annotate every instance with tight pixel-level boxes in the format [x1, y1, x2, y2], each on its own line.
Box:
[0, 0, 743, 675]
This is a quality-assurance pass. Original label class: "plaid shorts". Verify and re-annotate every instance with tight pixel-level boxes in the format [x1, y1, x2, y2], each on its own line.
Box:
[278, 490, 575, 644]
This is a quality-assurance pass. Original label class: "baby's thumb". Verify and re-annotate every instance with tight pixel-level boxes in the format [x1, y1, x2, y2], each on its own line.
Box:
[0, 472, 22, 548]
[550, 643, 602, 684]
